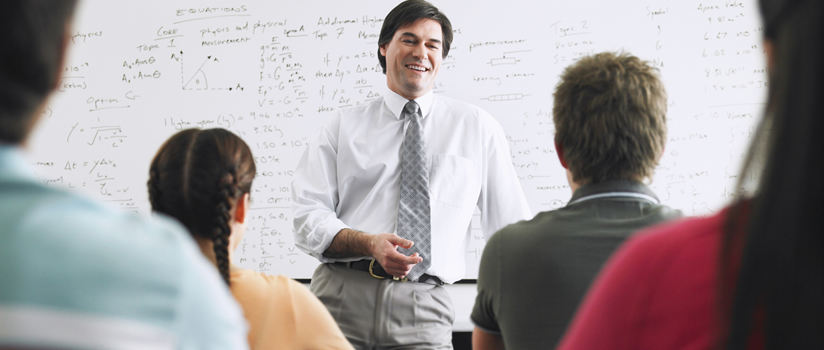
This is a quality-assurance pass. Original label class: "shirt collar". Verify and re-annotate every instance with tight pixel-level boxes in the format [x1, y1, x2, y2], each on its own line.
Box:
[383, 88, 434, 121]
[567, 180, 660, 206]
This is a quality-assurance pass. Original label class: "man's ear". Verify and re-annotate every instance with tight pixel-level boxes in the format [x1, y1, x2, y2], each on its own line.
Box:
[379, 43, 387, 57]
[764, 39, 775, 76]
[234, 193, 249, 224]
[555, 141, 568, 169]
[657, 144, 666, 163]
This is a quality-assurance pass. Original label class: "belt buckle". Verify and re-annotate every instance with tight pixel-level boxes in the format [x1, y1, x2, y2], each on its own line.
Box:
[368, 259, 385, 280]
[369, 259, 407, 281]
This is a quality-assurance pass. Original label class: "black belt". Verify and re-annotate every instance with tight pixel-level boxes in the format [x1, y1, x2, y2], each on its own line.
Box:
[334, 259, 444, 285]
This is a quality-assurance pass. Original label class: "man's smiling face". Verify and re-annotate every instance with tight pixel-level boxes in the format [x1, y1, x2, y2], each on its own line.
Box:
[380, 18, 444, 100]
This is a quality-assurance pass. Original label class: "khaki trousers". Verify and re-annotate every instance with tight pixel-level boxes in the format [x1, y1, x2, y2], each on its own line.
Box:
[310, 263, 454, 349]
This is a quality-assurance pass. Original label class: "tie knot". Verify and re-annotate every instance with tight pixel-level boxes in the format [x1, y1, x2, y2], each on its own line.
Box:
[403, 101, 420, 118]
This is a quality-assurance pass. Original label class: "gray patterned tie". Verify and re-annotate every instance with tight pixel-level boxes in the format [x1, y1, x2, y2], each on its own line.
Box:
[397, 100, 431, 281]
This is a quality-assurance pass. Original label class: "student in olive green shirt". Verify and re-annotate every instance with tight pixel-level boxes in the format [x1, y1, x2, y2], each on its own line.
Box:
[471, 52, 682, 350]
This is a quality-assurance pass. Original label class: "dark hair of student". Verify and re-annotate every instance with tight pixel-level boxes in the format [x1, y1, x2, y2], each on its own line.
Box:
[377, 0, 453, 73]
[0, 0, 78, 144]
[721, 0, 823, 348]
[552, 52, 667, 184]
[148, 128, 256, 286]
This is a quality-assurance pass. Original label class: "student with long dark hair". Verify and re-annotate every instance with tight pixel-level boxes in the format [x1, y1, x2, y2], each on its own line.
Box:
[558, 0, 823, 349]
[149, 128, 352, 350]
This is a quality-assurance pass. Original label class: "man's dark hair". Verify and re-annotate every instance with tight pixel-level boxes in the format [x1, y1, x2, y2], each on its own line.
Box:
[0, 0, 77, 144]
[553, 52, 667, 184]
[377, 0, 452, 73]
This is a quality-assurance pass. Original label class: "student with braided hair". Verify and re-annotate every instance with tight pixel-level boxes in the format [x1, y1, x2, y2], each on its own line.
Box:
[149, 128, 353, 350]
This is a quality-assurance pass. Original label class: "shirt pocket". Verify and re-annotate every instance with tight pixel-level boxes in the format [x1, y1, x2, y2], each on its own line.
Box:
[430, 154, 481, 208]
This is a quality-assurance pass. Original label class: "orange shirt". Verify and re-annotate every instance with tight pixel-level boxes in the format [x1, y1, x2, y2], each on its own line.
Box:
[230, 268, 353, 350]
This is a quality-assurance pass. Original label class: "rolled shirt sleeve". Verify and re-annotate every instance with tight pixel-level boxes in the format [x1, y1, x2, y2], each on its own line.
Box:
[291, 114, 350, 262]
[476, 108, 532, 239]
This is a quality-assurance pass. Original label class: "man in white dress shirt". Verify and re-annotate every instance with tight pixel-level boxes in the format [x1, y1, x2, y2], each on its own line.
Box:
[292, 0, 531, 348]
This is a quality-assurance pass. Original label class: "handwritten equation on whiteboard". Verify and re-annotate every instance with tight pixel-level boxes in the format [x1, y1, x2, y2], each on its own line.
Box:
[29, 0, 765, 279]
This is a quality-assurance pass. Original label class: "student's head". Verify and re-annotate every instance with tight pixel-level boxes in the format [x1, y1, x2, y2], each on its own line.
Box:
[721, 0, 824, 348]
[148, 128, 256, 286]
[0, 0, 77, 144]
[552, 52, 667, 186]
[378, 0, 452, 100]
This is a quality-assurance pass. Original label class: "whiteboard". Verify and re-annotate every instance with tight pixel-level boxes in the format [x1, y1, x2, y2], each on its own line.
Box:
[28, 0, 766, 279]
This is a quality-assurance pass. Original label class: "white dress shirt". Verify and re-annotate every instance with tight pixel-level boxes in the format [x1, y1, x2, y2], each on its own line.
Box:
[292, 89, 532, 283]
